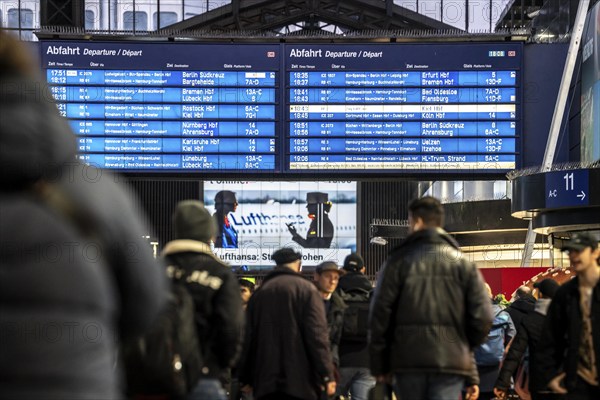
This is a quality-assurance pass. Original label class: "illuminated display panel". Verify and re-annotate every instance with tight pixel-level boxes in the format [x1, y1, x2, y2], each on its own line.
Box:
[42, 41, 280, 172]
[41, 41, 522, 175]
[204, 181, 356, 270]
[286, 43, 522, 173]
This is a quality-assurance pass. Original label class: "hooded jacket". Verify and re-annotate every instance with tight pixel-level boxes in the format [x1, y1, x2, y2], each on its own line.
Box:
[0, 78, 166, 399]
[369, 228, 493, 378]
[506, 296, 536, 331]
[496, 298, 553, 394]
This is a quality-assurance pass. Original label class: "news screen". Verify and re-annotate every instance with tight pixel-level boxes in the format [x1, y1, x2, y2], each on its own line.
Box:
[203, 181, 356, 270]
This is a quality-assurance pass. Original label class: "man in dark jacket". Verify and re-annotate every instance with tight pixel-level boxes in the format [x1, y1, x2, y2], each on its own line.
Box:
[314, 261, 347, 368]
[537, 232, 600, 399]
[0, 32, 167, 400]
[241, 248, 336, 400]
[506, 286, 536, 332]
[336, 253, 376, 400]
[494, 278, 560, 400]
[369, 196, 493, 400]
[162, 200, 244, 400]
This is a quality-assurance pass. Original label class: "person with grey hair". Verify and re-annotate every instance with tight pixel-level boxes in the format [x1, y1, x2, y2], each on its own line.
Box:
[162, 200, 244, 400]
[240, 248, 336, 400]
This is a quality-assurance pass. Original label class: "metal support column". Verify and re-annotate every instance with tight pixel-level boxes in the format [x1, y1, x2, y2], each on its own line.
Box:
[520, 0, 591, 267]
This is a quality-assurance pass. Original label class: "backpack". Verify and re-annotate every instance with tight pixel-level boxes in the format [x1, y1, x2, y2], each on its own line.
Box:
[339, 288, 372, 342]
[123, 264, 203, 396]
[474, 309, 511, 366]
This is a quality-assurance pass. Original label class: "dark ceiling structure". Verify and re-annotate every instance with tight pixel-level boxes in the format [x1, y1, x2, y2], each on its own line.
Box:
[165, 0, 456, 34]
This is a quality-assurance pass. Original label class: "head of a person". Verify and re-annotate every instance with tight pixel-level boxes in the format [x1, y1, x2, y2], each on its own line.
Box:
[484, 283, 493, 299]
[0, 30, 41, 81]
[343, 252, 365, 274]
[515, 285, 532, 300]
[0, 31, 77, 191]
[238, 278, 255, 305]
[561, 232, 600, 273]
[314, 261, 345, 294]
[271, 248, 302, 272]
[408, 196, 444, 233]
[214, 190, 238, 214]
[533, 279, 559, 300]
[172, 200, 216, 244]
[306, 192, 332, 216]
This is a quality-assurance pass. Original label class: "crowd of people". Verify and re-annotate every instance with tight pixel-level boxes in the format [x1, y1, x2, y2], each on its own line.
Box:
[1, 30, 599, 400]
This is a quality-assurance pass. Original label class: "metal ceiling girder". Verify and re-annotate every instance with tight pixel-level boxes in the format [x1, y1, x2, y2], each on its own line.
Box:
[164, 0, 456, 33]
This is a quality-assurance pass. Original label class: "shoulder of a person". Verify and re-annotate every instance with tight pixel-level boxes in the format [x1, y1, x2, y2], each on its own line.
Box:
[556, 277, 579, 297]
[331, 290, 347, 308]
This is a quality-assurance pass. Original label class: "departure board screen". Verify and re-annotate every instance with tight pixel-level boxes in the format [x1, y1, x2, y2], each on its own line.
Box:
[286, 43, 522, 173]
[41, 41, 522, 175]
[42, 41, 280, 171]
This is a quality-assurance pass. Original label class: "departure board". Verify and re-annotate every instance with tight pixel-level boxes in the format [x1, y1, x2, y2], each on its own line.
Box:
[41, 41, 522, 175]
[42, 42, 279, 171]
[286, 43, 521, 173]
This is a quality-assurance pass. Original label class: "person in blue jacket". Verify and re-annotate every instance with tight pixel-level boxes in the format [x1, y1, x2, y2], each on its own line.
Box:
[213, 190, 238, 248]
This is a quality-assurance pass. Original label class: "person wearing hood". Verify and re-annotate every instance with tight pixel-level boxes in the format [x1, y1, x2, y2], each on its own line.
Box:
[161, 200, 244, 399]
[494, 279, 560, 400]
[0, 31, 166, 399]
[369, 196, 493, 400]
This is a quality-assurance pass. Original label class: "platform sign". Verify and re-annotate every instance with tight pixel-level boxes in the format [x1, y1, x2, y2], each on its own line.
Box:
[545, 169, 589, 208]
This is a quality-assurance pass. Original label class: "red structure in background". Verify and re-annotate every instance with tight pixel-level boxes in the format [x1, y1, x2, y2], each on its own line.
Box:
[480, 268, 551, 298]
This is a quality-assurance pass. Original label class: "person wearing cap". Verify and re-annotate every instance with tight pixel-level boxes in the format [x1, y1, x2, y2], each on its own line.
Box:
[494, 278, 560, 400]
[338, 252, 373, 293]
[369, 196, 492, 400]
[240, 248, 336, 400]
[162, 200, 244, 400]
[336, 253, 376, 400]
[537, 232, 600, 399]
[287, 192, 334, 248]
[314, 261, 348, 369]
[213, 190, 239, 248]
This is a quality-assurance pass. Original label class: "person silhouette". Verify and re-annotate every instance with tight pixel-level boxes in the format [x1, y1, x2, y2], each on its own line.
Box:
[213, 190, 238, 248]
[287, 192, 334, 249]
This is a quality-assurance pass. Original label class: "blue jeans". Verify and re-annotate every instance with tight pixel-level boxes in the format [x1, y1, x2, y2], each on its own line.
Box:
[393, 373, 464, 400]
[336, 367, 376, 400]
[187, 378, 228, 400]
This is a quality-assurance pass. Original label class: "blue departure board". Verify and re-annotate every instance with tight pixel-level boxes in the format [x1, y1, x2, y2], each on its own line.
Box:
[286, 44, 522, 172]
[42, 42, 280, 171]
[42, 41, 522, 175]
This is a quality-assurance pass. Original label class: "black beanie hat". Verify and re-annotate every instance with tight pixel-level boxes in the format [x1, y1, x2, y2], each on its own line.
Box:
[271, 248, 302, 265]
[172, 200, 216, 243]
